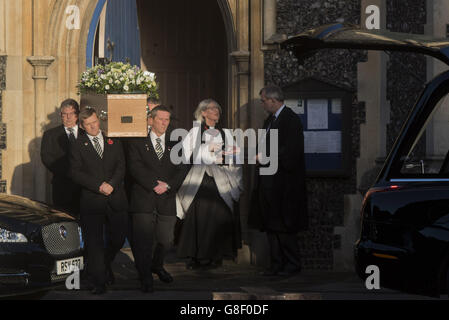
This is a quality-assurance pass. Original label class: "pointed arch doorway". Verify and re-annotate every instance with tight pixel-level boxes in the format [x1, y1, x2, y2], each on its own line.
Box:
[136, 0, 230, 129]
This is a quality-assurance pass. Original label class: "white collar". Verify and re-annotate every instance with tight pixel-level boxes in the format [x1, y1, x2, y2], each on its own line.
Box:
[65, 125, 78, 133]
[273, 105, 286, 119]
[87, 130, 103, 141]
[150, 130, 166, 141]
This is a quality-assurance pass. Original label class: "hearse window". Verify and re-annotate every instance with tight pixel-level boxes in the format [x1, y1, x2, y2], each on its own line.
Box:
[400, 93, 449, 175]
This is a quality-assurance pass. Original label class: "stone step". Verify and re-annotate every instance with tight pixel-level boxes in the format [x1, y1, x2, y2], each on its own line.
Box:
[212, 287, 322, 300]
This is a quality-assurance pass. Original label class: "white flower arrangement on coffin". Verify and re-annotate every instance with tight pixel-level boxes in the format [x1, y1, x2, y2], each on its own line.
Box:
[78, 62, 159, 100]
[78, 62, 159, 137]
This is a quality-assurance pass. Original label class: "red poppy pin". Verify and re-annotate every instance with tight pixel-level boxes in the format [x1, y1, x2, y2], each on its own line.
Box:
[107, 139, 114, 145]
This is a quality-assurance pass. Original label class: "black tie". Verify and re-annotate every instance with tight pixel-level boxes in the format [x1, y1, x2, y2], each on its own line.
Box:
[266, 115, 276, 132]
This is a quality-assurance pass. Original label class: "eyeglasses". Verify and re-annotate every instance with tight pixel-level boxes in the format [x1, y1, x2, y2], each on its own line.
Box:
[61, 112, 77, 118]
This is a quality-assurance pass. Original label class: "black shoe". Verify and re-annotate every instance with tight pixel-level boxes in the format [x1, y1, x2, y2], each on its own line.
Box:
[91, 285, 107, 295]
[278, 267, 301, 277]
[152, 268, 173, 283]
[260, 269, 280, 276]
[141, 283, 154, 293]
[201, 259, 223, 270]
[260, 266, 282, 276]
[140, 278, 154, 293]
[106, 266, 115, 286]
[186, 259, 201, 270]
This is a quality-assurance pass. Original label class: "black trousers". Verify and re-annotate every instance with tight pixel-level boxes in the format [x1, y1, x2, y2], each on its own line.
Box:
[257, 184, 302, 271]
[131, 212, 176, 284]
[52, 180, 80, 218]
[81, 206, 128, 287]
[266, 232, 302, 272]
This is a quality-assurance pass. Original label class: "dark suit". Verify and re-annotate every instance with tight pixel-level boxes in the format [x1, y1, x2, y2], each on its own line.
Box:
[250, 106, 308, 273]
[69, 133, 128, 287]
[127, 131, 188, 284]
[41, 125, 83, 216]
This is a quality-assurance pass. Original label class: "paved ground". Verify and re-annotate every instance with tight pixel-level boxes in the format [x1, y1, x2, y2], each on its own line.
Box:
[38, 248, 443, 301]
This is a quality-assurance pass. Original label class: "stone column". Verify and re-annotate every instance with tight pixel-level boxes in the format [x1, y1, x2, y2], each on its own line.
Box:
[262, 0, 286, 45]
[26, 56, 55, 202]
[230, 51, 250, 129]
[334, 0, 389, 271]
[263, 0, 276, 43]
[230, 50, 252, 265]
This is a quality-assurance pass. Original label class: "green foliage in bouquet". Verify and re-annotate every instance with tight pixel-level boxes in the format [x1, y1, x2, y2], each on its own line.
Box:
[78, 62, 159, 99]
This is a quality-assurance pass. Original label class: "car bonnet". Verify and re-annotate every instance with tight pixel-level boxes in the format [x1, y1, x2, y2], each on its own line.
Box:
[0, 194, 75, 231]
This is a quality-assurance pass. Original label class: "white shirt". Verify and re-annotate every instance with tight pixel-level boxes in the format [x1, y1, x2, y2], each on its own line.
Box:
[273, 104, 286, 120]
[65, 125, 79, 139]
[150, 131, 165, 153]
[86, 131, 104, 153]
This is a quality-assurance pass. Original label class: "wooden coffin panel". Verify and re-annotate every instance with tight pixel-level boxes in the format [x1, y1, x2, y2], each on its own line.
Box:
[80, 93, 148, 137]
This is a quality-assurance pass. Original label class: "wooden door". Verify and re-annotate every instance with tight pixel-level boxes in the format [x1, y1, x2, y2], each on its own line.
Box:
[136, 0, 228, 130]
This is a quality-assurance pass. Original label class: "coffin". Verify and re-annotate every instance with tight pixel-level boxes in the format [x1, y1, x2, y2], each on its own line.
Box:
[80, 93, 147, 137]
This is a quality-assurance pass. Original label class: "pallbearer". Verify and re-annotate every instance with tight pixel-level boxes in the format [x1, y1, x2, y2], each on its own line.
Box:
[69, 107, 128, 295]
[127, 106, 189, 293]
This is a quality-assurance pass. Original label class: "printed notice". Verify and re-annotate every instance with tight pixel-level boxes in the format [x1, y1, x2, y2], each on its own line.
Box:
[286, 99, 304, 114]
[332, 99, 342, 114]
[304, 131, 342, 153]
[307, 99, 328, 130]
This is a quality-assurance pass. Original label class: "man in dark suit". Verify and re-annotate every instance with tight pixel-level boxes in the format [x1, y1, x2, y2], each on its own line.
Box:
[127, 105, 188, 293]
[250, 85, 308, 277]
[69, 108, 128, 294]
[41, 99, 83, 217]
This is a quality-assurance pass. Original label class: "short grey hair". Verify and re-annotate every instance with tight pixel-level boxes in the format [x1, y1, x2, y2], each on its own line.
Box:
[194, 99, 222, 122]
[260, 85, 284, 102]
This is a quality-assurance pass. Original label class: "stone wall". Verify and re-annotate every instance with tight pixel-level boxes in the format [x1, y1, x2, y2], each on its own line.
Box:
[386, 0, 427, 155]
[0, 56, 6, 193]
[264, 0, 363, 270]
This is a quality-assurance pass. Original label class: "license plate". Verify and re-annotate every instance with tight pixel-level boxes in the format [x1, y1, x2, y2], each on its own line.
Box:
[56, 257, 84, 275]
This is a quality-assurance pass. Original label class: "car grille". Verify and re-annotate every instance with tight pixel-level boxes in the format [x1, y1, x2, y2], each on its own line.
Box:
[50, 272, 69, 283]
[41, 222, 81, 256]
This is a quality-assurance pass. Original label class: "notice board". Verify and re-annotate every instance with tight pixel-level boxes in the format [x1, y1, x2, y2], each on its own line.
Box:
[283, 78, 353, 177]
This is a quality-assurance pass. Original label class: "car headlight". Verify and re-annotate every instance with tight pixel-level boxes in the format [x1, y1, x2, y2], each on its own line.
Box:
[0, 227, 28, 243]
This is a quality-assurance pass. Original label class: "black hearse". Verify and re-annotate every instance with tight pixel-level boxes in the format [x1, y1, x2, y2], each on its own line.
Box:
[282, 23, 449, 297]
[0, 194, 83, 297]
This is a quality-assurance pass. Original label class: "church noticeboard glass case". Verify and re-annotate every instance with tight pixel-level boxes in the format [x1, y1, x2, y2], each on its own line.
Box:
[283, 78, 353, 177]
